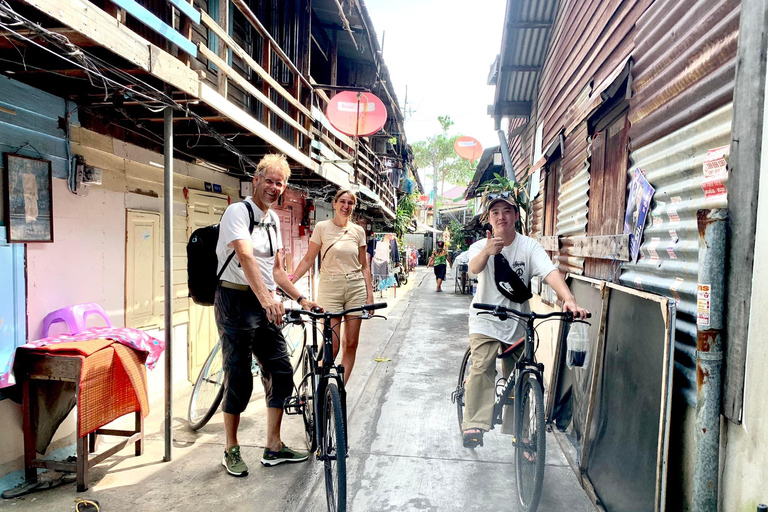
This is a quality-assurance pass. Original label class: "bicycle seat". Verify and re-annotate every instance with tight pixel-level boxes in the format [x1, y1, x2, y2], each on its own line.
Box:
[498, 337, 524, 358]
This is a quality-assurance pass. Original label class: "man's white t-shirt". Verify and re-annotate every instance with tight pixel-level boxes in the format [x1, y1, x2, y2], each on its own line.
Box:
[216, 197, 283, 290]
[467, 234, 557, 344]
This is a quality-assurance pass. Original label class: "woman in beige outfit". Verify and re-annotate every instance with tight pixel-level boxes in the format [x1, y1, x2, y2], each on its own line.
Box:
[291, 190, 374, 382]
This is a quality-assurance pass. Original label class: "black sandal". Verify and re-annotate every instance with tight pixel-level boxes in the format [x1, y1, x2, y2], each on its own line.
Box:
[462, 429, 484, 448]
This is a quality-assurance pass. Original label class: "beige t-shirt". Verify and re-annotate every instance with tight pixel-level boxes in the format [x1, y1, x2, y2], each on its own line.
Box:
[311, 220, 366, 275]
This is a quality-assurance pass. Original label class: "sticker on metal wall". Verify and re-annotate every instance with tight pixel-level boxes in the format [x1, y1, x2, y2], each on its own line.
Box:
[648, 237, 661, 260]
[697, 284, 711, 327]
[667, 247, 677, 260]
[703, 146, 729, 177]
[669, 229, 678, 242]
[668, 207, 680, 224]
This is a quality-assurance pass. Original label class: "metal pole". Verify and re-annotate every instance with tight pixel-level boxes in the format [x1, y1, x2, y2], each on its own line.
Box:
[163, 105, 174, 462]
[432, 148, 438, 230]
[497, 129, 516, 183]
[693, 208, 727, 512]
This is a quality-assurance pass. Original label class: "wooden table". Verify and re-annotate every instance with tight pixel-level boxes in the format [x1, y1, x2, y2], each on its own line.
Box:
[16, 350, 144, 492]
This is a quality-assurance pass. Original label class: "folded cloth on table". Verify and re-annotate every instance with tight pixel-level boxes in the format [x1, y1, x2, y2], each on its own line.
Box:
[17, 339, 150, 453]
[1, 327, 163, 389]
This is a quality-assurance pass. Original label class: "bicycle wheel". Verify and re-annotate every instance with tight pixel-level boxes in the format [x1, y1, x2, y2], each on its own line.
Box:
[455, 347, 472, 431]
[322, 380, 347, 512]
[515, 375, 546, 512]
[301, 349, 318, 452]
[188, 339, 225, 431]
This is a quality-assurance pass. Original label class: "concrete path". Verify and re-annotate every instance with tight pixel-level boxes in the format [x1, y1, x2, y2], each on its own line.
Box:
[0, 268, 595, 512]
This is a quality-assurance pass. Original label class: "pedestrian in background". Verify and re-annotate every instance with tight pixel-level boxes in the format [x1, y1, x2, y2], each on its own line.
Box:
[292, 189, 374, 382]
[427, 240, 451, 292]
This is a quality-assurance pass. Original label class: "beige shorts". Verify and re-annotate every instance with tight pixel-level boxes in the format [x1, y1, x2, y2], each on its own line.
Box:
[317, 272, 368, 316]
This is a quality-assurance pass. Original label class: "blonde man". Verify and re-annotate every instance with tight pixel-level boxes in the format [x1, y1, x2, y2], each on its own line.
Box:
[215, 154, 320, 475]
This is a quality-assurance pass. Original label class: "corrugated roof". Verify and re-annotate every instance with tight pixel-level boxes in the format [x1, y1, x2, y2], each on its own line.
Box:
[490, 0, 560, 121]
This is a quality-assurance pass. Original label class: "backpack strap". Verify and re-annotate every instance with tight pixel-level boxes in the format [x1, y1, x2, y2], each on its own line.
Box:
[217, 201, 256, 281]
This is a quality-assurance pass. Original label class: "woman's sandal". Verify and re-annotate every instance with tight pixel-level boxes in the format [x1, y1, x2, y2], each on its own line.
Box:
[462, 429, 484, 448]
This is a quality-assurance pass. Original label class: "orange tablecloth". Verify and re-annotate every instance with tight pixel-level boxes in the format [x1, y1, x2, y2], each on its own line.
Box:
[20, 339, 149, 447]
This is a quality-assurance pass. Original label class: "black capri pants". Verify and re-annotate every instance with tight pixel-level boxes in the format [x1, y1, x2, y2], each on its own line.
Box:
[214, 285, 293, 413]
[434, 263, 447, 280]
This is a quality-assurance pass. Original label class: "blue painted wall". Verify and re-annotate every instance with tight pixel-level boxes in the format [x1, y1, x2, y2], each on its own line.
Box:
[0, 227, 25, 393]
[0, 76, 77, 395]
[0, 75, 77, 180]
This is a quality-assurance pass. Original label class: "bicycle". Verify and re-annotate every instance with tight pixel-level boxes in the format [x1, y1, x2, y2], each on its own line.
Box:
[187, 319, 306, 431]
[451, 303, 590, 512]
[283, 302, 387, 512]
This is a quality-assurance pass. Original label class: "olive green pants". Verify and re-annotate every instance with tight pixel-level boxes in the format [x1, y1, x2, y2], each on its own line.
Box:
[461, 333, 522, 433]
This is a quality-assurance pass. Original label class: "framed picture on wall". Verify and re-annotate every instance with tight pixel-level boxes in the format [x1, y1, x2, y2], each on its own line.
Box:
[4, 153, 53, 243]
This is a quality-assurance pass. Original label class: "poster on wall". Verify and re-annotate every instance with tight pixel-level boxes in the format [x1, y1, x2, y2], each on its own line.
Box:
[4, 154, 53, 243]
[624, 168, 655, 264]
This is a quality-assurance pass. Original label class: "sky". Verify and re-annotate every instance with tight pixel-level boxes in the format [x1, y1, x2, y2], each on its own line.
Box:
[364, 0, 507, 192]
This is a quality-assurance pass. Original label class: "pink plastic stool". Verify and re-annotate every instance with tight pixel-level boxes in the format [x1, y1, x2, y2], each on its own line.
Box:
[41, 303, 113, 337]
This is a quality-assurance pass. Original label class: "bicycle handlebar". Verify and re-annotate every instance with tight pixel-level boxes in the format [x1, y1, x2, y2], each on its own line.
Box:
[473, 303, 591, 320]
[285, 302, 388, 321]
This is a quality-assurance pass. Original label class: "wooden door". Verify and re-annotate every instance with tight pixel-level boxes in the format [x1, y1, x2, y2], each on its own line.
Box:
[187, 190, 229, 382]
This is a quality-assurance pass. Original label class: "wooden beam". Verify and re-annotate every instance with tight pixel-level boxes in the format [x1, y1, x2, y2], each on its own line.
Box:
[198, 44, 309, 136]
[109, 0, 197, 57]
[565, 234, 630, 261]
[200, 11, 311, 118]
[537, 235, 559, 251]
[489, 101, 533, 117]
[215, 0, 228, 96]
[506, 21, 553, 29]
[229, 0, 311, 89]
[500, 65, 542, 72]
[24, 0, 199, 97]
[167, 0, 200, 24]
[199, 82, 317, 172]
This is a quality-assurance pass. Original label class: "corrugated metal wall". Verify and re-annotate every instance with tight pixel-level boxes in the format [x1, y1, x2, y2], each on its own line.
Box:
[530, 174, 546, 237]
[537, 0, 649, 150]
[621, 103, 732, 405]
[556, 122, 590, 274]
[629, 0, 740, 150]
[622, 0, 739, 406]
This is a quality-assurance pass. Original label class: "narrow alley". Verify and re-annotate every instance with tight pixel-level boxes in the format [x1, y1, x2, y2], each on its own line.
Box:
[0, 268, 594, 512]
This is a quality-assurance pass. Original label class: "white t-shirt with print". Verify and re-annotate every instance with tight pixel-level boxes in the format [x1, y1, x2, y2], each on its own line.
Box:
[216, 197, 283, 290]
[467, 234, 557, 344]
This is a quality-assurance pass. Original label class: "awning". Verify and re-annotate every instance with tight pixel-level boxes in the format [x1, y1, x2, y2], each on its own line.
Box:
[414, 221, 443, 235]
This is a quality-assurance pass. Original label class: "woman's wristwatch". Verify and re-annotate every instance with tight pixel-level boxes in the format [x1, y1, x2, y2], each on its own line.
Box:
[296, 295, 306, 305]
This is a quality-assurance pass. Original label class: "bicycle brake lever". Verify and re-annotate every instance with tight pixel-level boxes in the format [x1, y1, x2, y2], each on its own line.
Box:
[368, 314, 388, 321]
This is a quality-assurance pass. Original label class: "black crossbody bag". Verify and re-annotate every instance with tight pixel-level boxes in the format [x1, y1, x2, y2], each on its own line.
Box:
[493, 254, 533, 303]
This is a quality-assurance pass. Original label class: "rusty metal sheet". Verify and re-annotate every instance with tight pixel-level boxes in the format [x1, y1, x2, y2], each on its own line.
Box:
[539, 0, 648, 147]
[629, 0, 739, 150]
[621, 102, 732, 406]
[556, 164, 589, 274]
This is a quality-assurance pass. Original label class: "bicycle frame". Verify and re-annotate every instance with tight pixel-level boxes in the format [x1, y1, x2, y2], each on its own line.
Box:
[285, 302, 387, 458]
[304, 314, 347, 455]
[490, 319, 545, 427]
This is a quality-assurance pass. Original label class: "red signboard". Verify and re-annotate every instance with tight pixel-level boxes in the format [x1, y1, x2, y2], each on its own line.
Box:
[326, 91, 388, 137]
[454, 136, 483, 162]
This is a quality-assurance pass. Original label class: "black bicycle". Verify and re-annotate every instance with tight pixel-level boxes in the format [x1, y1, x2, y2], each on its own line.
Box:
[283, 302, 387, 512]
[452, 303, 590, 512]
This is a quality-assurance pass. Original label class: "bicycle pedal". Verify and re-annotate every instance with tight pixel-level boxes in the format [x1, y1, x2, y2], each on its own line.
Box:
[283, 396, 302, 415]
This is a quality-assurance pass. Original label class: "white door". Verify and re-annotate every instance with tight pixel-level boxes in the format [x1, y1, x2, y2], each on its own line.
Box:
[187, 190, 230, 382]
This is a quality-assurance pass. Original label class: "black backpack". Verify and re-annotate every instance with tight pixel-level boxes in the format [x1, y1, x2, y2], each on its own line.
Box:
[187, 201, 255, 306]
